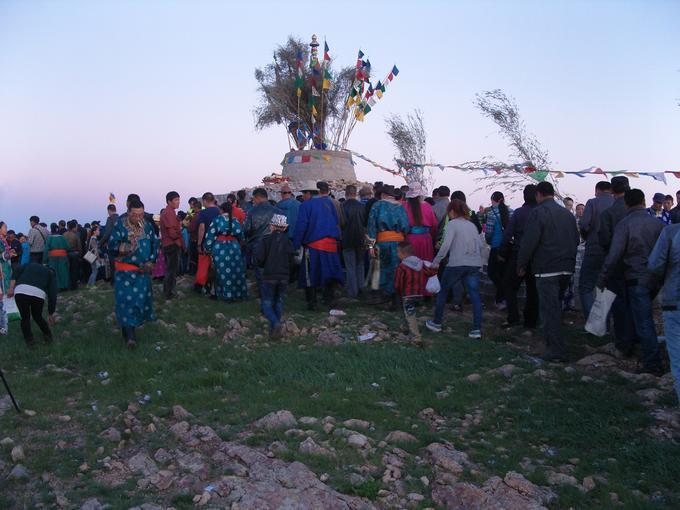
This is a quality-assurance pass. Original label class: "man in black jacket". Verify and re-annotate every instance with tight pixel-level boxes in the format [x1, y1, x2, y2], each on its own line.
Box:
[254, 214, 295, 339]
[597, 189, 664, 374]
[597, 176, 637, 356]
[578, 181, 613, 318]
[517, 181, 580, 361]
[341, 185, 367, 299]
[500, 184, 538, 329]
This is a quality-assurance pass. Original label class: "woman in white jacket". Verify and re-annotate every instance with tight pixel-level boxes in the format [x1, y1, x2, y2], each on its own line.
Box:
[426, 199, 484, 338]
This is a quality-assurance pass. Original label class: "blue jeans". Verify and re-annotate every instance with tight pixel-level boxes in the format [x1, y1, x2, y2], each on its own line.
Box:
[87, 262, 98, 286]
[260, 281, 286, 330]
[434, 266, 482, 330]
[662, 307, 680, 401]
[627, 284, 662, 371]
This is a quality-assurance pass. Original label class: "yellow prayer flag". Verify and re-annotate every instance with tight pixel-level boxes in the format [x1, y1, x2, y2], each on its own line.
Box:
[322, 155, 330, 161]
[296, 88, 301, 98]
[554, 171, 564, 178]
[376, 89, 383, 99]
[312, 105, 317, 117]
[322, 79, 331, 90]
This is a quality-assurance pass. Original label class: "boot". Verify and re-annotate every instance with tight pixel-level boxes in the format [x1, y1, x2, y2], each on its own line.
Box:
[25, 336, 37, 349]
[406, 314, 423, 348]
[322, 282, 337, 309]
[122, 327, 137, 349]
[305, 288, 317, 311]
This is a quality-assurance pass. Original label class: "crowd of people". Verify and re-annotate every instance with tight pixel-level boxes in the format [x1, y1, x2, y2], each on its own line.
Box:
[1, 176, 679, 403]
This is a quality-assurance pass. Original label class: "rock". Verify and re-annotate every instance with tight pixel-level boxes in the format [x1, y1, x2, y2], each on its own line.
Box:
[348, 473, 366, 487]
[432, 473, 555, 510]
[215, 312, 226, 320]
[320, 472, 330, 482]
[80, 498, 104, 510]
[385, 431, 418, 443]
[582, 476, 596, 492]
[317, 330, 343, 345]
[23, 409, 36, 417]
[99, 427, 122, 442]
[0, 437, 14, 447]
[547, 472, 578, 486]
[347, 433, 369, 448]
[299, 416, 318, 426]
[343, 419, 370, 430]
[58, 415, 71, 423]
[503, 472, 555, 503]
[466, 373, 482, 383]
[299, 437, 336, 458]
[408, 493, 425, 502]
[497, 364, 518, 378]
[8, 463, 29, 481]
[153, 448, 172, 464]
[420, 476, 430, 487]
[172, 405, 192, 420]
[426, 443, 470, 475]
[128, 453, 159, 477]
[636, 388, 664, 403]
[253, 410, 297, 431]
[576, 353, 618, 367]
[10, 445, 25, 462]
[323, 422, 334, 434]
[79, 462, 90, 472]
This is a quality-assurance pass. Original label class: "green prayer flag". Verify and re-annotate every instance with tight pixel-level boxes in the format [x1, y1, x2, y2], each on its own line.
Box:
[528, 170, 549, 182]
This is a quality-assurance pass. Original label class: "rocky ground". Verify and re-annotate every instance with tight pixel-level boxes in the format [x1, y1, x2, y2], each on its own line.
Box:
[0, 276, 678, 509]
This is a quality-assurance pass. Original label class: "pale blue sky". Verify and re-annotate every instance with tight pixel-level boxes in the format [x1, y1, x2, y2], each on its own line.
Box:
[0, 0, 678, 229]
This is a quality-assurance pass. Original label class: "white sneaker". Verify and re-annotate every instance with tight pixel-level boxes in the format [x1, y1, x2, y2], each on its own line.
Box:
[0, 328, 7, 336]
[468, 329, 481, 339]
[426, 320, 442, 333]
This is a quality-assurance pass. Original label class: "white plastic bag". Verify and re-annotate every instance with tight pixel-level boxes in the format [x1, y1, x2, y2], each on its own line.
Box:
[426, 275, 441, 294]
[585, 288, 617, 336]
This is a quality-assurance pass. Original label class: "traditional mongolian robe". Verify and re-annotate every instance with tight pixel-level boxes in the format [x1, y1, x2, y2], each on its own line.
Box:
[368, 199, 410, 295]
[293, 196, 344, 288]
[404, 200, 439, 262]
[43, 234, 70, 291]
[108, 218, 158, 328]
[204, 215, 247, 302]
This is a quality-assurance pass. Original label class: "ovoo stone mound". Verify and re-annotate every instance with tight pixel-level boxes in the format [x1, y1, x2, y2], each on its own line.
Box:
[282, 149, 357, 184]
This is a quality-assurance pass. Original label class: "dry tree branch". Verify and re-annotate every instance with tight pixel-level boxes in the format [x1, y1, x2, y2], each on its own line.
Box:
[385, 110, 431, 187]
[472, 90, 562, 197]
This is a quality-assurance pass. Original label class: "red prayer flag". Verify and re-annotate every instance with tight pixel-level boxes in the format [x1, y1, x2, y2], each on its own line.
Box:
[302, 155, 311, 163]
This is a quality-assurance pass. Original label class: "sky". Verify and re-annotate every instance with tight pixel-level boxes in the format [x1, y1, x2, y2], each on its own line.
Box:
[0, 0, 678, 231]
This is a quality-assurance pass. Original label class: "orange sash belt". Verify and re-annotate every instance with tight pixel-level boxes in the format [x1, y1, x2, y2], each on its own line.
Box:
[308, 237, 338, 253]
[115, 261, 140, 272]
[216, 235, 237, 242]
[377, 231, 405, 243]
[49, 249, 67, 257]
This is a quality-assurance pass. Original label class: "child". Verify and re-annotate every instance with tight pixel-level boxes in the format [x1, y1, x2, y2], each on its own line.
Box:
[394, 240, 436, 347]
[254, 214, 296, 339]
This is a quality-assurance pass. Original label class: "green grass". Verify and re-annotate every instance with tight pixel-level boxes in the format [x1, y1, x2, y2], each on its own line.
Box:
[0, 277, 678, 509]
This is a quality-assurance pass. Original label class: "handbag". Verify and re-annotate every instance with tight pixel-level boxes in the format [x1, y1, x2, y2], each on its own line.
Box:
[84, 250, 97, 264]
[426, 275, 441, 294]
[585, 288, 617, 337]
[195, 253, 211, 286]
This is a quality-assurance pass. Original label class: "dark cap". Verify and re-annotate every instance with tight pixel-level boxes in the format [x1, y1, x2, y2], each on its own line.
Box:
[653, 192, 666, 204]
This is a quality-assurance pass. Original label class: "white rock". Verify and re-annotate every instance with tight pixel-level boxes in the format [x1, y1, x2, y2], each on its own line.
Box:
[347, 433, 369, 448]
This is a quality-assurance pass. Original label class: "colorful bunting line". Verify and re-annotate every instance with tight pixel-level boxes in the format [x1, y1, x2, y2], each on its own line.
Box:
[342, 152, 680, 183]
